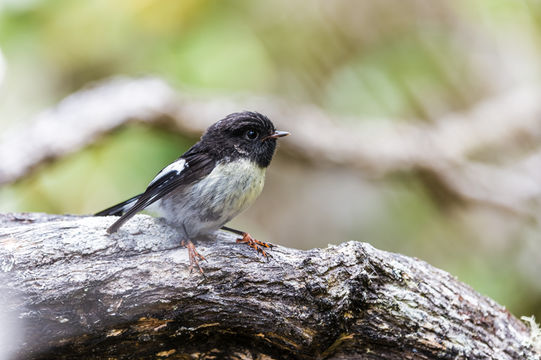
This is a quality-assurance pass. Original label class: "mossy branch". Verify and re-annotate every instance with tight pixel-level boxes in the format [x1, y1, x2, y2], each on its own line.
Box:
[0, 212, 538, 359]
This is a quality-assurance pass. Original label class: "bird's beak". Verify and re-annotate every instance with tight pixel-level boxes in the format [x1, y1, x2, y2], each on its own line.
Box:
[263, 130, 290, 141]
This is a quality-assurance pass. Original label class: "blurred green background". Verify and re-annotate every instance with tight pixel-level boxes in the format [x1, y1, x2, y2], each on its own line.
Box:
[1, 0, 541, 320]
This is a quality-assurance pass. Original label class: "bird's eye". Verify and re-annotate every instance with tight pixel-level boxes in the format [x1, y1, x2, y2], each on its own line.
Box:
[244, 129, 259, 140]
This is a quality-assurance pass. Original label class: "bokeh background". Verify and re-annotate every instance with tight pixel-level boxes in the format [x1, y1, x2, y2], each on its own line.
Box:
[1, 0, 541, 321]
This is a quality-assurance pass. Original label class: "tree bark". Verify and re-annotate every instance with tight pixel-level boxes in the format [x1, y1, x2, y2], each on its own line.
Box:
[0, 212, 538, 360]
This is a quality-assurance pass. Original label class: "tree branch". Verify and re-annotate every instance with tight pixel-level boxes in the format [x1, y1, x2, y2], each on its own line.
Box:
[0, 212, 538, 359]
[2, 77, 541, 222]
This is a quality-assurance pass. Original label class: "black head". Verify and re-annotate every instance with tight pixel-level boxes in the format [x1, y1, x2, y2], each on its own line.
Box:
[201, 111, 289, 167]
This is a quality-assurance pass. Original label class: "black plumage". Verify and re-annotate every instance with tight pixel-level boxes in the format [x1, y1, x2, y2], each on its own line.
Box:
[96, 111, 287, 235]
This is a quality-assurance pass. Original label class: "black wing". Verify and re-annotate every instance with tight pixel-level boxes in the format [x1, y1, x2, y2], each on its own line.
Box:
[105, 149, 215, 234]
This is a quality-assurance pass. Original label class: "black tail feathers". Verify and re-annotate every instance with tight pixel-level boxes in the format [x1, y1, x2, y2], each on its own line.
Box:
[95, 194, 141, 217]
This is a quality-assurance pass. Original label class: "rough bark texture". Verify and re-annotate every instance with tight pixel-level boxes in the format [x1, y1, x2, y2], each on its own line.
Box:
[0, 212, 538, 360]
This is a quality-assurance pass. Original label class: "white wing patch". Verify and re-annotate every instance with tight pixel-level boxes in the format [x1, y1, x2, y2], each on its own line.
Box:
[148, 158, 187, 186]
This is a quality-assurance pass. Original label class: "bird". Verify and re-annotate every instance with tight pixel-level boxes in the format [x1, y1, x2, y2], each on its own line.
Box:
[95, 111, 289, 273]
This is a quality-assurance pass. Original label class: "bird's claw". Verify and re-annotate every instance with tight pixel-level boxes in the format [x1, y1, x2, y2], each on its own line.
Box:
[236, 232, 274, 258]
[181, 240, 206, 274]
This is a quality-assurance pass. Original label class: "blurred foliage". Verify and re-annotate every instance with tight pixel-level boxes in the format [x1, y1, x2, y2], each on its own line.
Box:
[1, 0, 541, 320]
[0, 125, 192, 214]
[2, 0, 526, 121]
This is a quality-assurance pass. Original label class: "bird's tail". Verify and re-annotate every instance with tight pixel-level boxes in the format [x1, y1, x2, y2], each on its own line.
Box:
[95, 194, 141, 217]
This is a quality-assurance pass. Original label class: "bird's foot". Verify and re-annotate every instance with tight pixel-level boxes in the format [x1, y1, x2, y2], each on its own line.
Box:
[181, 240, 206, 274]
[236, 232, 274, 257]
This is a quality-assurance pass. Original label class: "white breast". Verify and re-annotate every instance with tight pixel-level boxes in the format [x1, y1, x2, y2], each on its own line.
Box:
[191, 158, 266, 217]
[155, 158, 266, 236]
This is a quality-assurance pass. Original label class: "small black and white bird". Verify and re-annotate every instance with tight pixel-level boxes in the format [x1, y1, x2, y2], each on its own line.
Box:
[96, 111, 289, 272]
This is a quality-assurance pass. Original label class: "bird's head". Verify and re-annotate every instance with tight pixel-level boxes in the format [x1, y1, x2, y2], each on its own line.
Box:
[202, 111, 289, 167]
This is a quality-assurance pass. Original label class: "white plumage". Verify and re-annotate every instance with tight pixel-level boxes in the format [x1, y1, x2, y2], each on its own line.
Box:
[151, 158, 266, 238]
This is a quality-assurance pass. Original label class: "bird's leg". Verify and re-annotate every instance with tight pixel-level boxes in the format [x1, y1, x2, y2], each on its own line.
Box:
[181, 240, 206, 274]
[221, 226, 274, 257]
